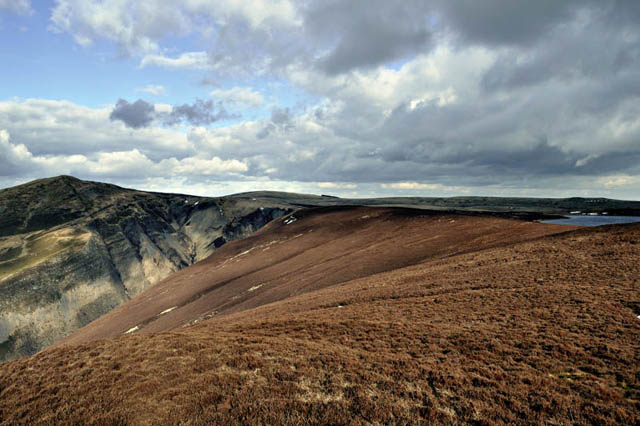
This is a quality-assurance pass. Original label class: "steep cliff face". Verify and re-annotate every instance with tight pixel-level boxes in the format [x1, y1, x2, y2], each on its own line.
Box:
[0, 176, 291, 362]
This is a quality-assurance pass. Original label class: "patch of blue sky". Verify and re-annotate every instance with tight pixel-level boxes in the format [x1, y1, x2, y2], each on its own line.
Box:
[385, 56, 415, 71]
[0, 5, 202, 107]
[0, 15, 132, 106]
[0, 2, 319, 128]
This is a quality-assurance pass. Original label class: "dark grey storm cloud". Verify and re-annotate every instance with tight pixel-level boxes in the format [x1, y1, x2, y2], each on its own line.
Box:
[305, 1, 432, 74]
[109, 99, 155, 129]
[294, 0, 640, 76]
[110, 98, 237, 128]
[479, 4, 640, 92]
[121, 1, 638, 82]
[435, 0, 593, 47]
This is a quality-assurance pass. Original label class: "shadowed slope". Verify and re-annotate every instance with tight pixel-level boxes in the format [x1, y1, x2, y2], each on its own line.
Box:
[0, 176, 293, 361]
[1, 212, 638, 424]
[59, 206, 575, 346]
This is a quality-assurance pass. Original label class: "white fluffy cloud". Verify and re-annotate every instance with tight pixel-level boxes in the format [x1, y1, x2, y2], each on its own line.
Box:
[170, 156, 248, 175]
[0, 99, 191, 157]
[0, 127, 248, 181]
[50, 0, 189, 53]
[0, 129, 32, 172]
[49, 0, 300, 55]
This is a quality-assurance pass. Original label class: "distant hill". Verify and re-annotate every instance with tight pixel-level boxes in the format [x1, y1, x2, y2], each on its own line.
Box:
[229, 190, 640, 216]
[1, 205, 638, 424]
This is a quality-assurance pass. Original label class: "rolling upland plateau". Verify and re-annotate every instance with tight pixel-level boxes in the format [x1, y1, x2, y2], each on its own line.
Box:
[1, 206, 638, 424]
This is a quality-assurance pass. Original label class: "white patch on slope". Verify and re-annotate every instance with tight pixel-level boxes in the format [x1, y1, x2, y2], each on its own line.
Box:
[248, 284, 264, 292]
[124, 325, 139, 334]
[159, 306, 177, 315]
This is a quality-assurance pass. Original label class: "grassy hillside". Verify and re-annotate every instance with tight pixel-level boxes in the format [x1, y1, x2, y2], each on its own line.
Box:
[1, 207, 638, 424]
[57, 206, 575, 345]
[0, 227, 91, 281]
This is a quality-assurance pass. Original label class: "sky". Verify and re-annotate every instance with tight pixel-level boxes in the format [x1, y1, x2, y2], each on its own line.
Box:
[0, 1, 639, 200]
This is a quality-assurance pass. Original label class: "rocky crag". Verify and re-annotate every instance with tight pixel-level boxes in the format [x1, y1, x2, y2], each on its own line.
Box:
[0, 176, 291, 362]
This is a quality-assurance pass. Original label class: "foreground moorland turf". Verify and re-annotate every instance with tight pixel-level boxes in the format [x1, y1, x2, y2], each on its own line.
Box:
[0, 208, 639, 424]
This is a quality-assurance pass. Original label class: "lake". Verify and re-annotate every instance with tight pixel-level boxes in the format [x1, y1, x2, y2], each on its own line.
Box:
[541, 215, 640, 227]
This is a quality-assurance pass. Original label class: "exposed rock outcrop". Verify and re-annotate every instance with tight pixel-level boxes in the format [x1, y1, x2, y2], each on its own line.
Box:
[0, 176, 291, 362]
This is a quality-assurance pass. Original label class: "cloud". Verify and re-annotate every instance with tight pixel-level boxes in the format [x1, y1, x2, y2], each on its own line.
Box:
[381, 182, 470, 194]
[0, 129, 33, 175]
[136, 85, 165, 96]
[109, 98, 237, 128]
[4, 2, 640, 200]
[49, 0, 189, 54]
[187, 126, 241, 151]
[50, 0, 300, 56]
[256, 106, 295, 139]
[434, 1, 591, 47]
[270, 107, 292, 127]
[139, 52, 210, 70]
[210, 87, 264, 108]
[46, 1, 640, 80]
[170, 156, 248, 175]
[0, 98, 191, 158]
[0, 0, 32, 15]
[305, 0, 434, 74]
[163, 99, 237, 127]
[317, 182, 357, 189]
[381, 182, 445, 191]
[109, 99, 156, 129]
[84, 151, 248, 178]
[0, 128, 248, 182]
[48, 1, 433, 75]
[599, 175, 640, 189]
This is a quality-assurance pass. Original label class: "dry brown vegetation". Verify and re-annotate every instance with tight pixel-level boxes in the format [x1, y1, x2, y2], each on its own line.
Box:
[1, 207, 639, 425]
[57, 206, 577, 345]
[0, 227, 90, 281]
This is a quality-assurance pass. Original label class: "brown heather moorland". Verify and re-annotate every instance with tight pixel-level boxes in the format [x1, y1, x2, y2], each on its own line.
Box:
[0, 207, 639, 425]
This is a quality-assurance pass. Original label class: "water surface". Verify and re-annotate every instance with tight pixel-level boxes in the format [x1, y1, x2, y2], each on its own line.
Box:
[542, 215, 640, 227]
